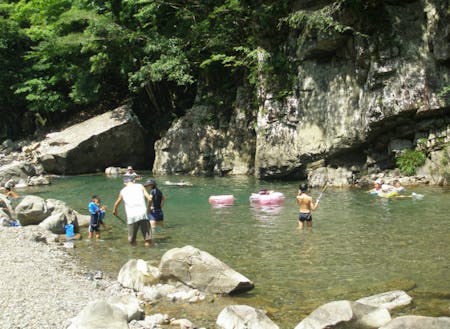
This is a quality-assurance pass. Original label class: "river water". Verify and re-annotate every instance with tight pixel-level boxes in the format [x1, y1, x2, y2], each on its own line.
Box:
[31, 174, 450, 328]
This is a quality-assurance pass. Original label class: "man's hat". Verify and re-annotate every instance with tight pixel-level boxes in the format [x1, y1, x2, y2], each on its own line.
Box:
[144, 179, 157, 187]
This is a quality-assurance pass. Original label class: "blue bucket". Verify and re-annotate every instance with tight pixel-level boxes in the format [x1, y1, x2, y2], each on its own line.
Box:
[65, 224, 75, 238]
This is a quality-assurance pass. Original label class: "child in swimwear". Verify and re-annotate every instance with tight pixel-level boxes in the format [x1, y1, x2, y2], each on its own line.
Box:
[88, 195, 106, 239]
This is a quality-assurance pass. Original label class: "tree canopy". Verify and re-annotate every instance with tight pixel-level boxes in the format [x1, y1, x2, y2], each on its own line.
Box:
[0, 0, 292, 138]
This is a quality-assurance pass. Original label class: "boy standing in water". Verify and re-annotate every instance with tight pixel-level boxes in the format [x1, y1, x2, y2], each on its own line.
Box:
[296, 184, 318, 229]
[88, 195, 106, 239]
[143, 179, 166, 230]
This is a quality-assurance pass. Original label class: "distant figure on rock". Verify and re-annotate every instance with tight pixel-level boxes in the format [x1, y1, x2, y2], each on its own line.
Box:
[4, 187, 19, 200]
[296, 184, 318, 229]
[144, 179, 166, 230]
[113, 176, 152, 247]
[123, 166, 141, 180]
[88, 195, 106, 239]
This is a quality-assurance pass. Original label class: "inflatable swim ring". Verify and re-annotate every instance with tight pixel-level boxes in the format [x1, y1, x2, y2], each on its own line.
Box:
[378, 191, 399, 198]
[208, 195, 235, 206]
[249, 191, 285, 205]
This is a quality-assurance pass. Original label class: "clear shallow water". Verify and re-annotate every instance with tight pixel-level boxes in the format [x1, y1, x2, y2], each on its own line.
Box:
[31, 174, 450, 327]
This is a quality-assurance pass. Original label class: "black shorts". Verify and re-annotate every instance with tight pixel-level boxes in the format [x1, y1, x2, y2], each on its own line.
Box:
[298, 212, 312, 222]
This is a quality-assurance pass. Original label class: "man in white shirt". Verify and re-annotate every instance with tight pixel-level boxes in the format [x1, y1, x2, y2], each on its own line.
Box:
[113, 176, 152, 246]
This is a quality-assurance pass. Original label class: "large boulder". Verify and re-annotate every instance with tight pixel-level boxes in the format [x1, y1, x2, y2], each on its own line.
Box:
[117, 259, 160, 291]
[294, 300, 391, 329]
[216, 305, 280, 329]
[15, 196, 88, 232]
[379, 315, 450, 329]
[0, 161, 37, 187]
[159, 245, 254, 294]
[15, 195, 50, 225]
[35, 106, 147, 174]
[67, 300, 129, 329]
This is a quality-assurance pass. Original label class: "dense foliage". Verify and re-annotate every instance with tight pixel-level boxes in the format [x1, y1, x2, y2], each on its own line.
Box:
[395, 149, 427, 176]
[0, 0, 292, 138]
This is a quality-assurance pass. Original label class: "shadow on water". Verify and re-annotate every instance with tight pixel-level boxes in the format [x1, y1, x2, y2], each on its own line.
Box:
[30, 175, 450, 327]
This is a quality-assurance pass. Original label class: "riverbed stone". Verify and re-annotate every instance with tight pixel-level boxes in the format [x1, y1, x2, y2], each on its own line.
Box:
[356, 290, 412, 310]
[107, 295, 144, 322]
[35, 105, 147, 174]
[159, 245, 254, 294]
[67, 300, 129, 329]
[294, 300, 391, 329]
[117, 259, 160, 291]
[216, 305, 280, 329]
[15, 195, 50, 225]
[379, 315, 450, 329]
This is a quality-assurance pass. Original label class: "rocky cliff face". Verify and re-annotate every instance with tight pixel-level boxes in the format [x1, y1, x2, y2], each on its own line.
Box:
[153, 0, 450, 185]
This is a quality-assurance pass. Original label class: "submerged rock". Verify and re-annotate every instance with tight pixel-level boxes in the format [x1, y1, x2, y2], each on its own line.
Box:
[379, 315, 450, 329]
[356, 290, 412, 310]
[293, 300, 391, 329]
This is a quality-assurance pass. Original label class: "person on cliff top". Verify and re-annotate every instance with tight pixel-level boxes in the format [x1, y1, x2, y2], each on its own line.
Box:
[143, 179, 166, 230]
[123, 166, 141, 180]
[296, 183, 318, 229]
[88, 195, 106, 239]
[113, 176, 152, 247]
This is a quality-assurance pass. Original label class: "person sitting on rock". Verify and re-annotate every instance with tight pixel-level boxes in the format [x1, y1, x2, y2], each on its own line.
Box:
[4, 187, 19, 199]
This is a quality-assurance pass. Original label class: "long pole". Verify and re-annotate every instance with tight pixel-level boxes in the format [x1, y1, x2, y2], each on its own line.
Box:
[316, 183, 328, 204]
[114, 214, 127, 224]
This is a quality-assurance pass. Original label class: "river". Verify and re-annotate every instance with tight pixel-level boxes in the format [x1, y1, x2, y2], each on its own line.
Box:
[30, 174, 450, 328]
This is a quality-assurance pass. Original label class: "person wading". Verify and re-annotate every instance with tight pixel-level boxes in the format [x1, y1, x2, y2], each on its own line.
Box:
[113, 176, 153, 247]
[296, 183, 319, 229]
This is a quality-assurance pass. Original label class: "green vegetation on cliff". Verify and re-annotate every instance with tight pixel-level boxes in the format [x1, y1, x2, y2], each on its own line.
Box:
[0, 0, 292, 138]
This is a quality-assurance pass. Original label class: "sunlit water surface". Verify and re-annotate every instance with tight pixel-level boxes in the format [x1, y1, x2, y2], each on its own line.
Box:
[30, 174, 450, 328]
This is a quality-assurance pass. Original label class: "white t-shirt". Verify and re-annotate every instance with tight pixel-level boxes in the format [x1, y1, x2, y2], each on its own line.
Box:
[120, 183, 147, 224]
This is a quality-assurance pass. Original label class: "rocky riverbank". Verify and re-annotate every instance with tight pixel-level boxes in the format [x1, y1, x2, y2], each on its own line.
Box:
[0, 226, 121, 328]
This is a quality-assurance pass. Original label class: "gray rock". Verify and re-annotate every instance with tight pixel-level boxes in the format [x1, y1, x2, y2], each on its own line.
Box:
[107, 295, 144, 322]
[216, 305, 280, 329]
[356, 290, 412, 310]
[15, 195, 50, 225]
[35, 105, 147, 175]
[294, 300, 391, 329]
[379, 315, 450, 329]
[38, 211, 67, 234]
[159, 245, 254, 294]
[0, 161, 37, 187]
[68, 300, 129, 329]
[117, 259, 160, 291]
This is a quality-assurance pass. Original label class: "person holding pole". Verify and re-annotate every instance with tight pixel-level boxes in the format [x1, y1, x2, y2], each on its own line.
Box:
[296, 183, 320, 229]
[113, 176, 153, 247]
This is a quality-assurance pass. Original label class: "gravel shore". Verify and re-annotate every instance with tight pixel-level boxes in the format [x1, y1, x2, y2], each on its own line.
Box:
[0, 226, 119, 329]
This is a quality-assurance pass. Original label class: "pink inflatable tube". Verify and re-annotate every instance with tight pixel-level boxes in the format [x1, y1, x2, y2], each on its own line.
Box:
[208, 195, 235, 206]
[249, 192, 285, 205]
